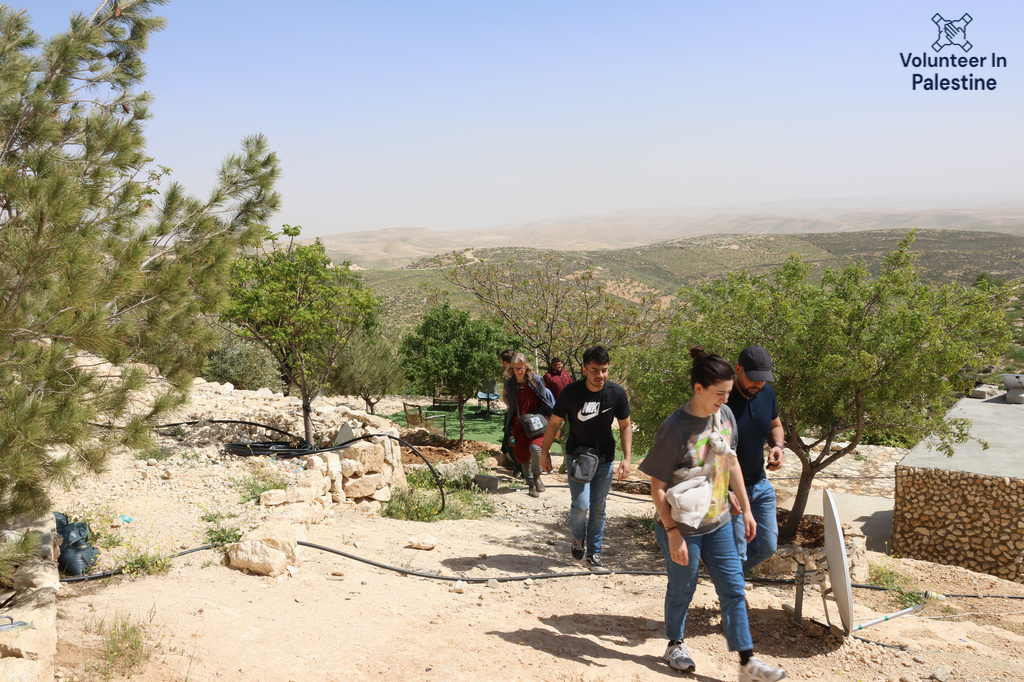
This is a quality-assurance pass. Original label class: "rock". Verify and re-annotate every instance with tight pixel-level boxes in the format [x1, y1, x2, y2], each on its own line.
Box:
[260, 489, 287, 506]
[355, 499, 381, 514]
[296, 470, 329, 496]
[269, 503, 313, 527]
[643, 619, 659, 631]
[449, 580, 467, 594]
[344, 473, 383, 499]
[302, 453, 328, 473]
[486, 579, 500, 589]
[408, 535, 438, 550]
[339, 458, 362, 478]
[241, 521, 300, 564]
[227, 540, 288, 577]
[929, 667, 950, 681]
[13, 558, 61, 593]
[286, 486, 317, 504]
[970, 384, 999, 399]
[348, 440, 386, 473]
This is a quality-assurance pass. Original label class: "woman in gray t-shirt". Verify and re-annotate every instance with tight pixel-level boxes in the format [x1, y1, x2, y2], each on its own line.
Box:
[638, 347, 786, 682]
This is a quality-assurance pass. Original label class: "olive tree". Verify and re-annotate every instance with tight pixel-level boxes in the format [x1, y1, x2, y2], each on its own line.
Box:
[329, 326, 405, 415]
[437, 251, 668, 375]
[626, 233, 1011, 541]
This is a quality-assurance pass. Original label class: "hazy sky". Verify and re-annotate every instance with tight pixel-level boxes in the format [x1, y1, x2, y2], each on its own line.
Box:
[25, 1, 1024, 236]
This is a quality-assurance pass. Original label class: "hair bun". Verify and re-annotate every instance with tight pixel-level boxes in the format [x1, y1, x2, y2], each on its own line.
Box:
[689, 346, 708, 361]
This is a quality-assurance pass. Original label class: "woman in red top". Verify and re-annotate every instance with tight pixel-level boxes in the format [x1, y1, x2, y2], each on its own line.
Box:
[503, 353, 555, 497]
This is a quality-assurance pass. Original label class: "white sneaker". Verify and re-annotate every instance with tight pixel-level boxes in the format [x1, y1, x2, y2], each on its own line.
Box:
[663, 641, 695, 672]
[739, 656, 786, 682]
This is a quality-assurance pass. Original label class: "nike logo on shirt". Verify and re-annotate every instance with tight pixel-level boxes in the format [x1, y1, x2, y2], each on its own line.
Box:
[577, 404, 613, 421]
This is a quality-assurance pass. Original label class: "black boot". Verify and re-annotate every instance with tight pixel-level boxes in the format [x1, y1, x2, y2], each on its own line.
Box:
[524, 473, 540, 498]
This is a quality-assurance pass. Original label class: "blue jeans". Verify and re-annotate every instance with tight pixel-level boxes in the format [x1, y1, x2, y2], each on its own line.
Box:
[655, 522, 753, 651]
[567, 459, 614, 556]
[731, 477, 779, 573]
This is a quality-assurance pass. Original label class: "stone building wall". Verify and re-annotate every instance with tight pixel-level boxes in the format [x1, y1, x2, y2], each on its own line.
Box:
[892, 465, 1024, 582]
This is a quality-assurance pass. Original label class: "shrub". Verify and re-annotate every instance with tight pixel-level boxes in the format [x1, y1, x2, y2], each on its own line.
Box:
[233, 465, 288, 503]
[203, 326, 283, 391]
[205, 526, 242, 546]
[383, 471, 494, 521]
[95, 612, 152, 678]
[868, 559, 926, 609]
[122, 548, 172, 577]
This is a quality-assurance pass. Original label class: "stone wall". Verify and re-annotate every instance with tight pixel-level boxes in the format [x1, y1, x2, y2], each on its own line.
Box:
[892, 465, 1024, 582]
[176, 379, 407, 511]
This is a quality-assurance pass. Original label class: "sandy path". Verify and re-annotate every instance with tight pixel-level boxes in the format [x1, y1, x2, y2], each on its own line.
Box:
[51, 446, 1024, 682]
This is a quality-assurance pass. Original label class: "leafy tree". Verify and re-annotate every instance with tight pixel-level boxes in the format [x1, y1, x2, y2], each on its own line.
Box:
[626, 233, 1011, 541]
[0, 0, 281, 571]
[328, 326, 405, 414]
[222, 226, 379, 444]
[437, 252, 669, 374]
[401, 303, 513, 445]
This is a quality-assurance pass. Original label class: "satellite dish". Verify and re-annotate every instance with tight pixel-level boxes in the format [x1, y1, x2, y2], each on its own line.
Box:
[784, 490, 946, 637]
[823, 489, 853, 635]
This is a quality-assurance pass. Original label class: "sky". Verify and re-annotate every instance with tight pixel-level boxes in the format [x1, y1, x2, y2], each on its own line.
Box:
[23, 1, 1024, 237]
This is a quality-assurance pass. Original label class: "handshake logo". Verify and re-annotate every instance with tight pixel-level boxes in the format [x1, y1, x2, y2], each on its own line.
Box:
[932, 13, 972, 52]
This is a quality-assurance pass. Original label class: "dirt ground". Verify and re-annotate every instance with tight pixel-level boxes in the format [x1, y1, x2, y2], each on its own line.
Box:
[49, 430, 1024, 682]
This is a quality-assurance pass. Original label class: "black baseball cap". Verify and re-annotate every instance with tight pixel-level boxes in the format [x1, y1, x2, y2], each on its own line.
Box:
[738, 345, 775, 382]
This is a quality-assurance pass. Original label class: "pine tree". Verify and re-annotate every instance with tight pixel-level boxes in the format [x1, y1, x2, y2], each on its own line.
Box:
[0, 1, 281, 562]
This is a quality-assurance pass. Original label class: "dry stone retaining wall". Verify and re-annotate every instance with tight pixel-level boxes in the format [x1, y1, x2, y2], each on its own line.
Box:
[178, 379, 407, 511]
[892, 465, 1024, 582]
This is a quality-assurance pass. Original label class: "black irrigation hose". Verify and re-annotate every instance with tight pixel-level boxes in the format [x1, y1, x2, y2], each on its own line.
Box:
[157, 419, 308, 444]
[60, 539, 1024, 605]
[60, 545, 217, 583]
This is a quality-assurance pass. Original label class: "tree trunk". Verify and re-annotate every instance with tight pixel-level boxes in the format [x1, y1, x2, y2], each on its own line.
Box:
[300, 386, 315, 445]
[457, 399, 466, 446]
[778, 466, 815, 542]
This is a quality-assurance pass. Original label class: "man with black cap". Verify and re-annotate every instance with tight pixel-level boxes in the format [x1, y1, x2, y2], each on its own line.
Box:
[727, 345, 786, 573]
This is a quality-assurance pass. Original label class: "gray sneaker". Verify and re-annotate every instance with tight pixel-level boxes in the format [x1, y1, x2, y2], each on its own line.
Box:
[739, 656, 786, 682]
[663, 641, 695, 673]
[586, 553, 609, 572]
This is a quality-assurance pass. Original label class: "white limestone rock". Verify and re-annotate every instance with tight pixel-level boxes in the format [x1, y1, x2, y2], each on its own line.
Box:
[408, 535, 438, 550]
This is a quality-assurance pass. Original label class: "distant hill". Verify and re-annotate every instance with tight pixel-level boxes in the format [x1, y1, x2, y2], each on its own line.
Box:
[364, 229, 1024, 333]
[313, 208, 1024, 270]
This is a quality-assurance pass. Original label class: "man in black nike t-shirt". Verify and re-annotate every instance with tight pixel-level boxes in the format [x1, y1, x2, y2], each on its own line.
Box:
[540, 346, 631, 569]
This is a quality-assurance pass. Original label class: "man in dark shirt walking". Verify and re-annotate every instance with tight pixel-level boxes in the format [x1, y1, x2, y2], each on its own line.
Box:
[540, 346, 631, 569]
[727, 345, 785, 573]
